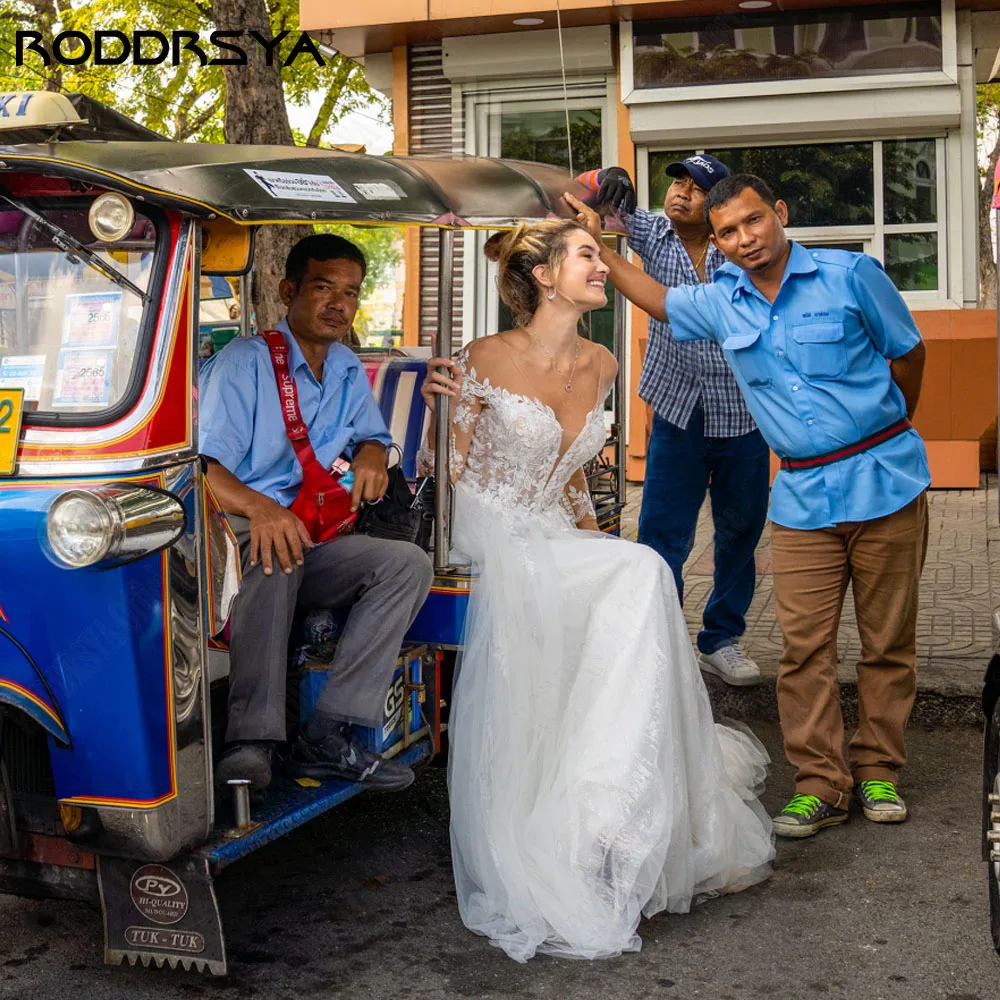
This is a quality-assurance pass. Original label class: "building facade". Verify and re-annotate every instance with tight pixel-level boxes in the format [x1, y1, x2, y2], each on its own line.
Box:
[302, 0, 1000, 486]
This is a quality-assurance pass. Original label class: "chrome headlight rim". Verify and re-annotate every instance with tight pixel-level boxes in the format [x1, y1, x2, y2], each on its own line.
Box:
[45, 485, 186, 570]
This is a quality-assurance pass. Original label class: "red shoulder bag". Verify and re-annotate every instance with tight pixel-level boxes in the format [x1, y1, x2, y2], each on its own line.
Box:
[263, 330, 357, 544]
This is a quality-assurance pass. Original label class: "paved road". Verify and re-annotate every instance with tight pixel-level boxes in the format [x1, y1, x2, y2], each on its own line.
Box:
[2, 723, 999, 1000]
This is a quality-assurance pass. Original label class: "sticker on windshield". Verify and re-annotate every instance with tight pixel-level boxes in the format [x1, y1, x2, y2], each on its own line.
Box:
[62, 291, 122, 348]
[0, 355, 46, 401]
[353, 181, 404, 201]
[245, 169, 356, 204]
[52, 349, 113, 408]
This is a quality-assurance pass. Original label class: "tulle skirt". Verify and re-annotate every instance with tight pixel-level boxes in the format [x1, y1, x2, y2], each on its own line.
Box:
[447, 484, 775, 963]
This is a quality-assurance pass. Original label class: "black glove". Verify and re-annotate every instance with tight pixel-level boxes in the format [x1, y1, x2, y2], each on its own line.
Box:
[596, 166, 636, 215]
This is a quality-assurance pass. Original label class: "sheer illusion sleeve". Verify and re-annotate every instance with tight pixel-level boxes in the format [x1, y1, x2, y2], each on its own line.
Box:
[563, 467, 597, 527]
[417, 349, 486, 484]
[562, 361, 615, 529]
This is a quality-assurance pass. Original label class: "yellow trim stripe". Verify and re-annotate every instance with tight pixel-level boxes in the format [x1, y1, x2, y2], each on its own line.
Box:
[0, 679, 64, 729]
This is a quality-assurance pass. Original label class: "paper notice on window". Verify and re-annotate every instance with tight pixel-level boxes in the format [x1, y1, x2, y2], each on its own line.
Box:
[62, 291, 122, 348]
[245, 169, 356, 203]
[0, 355, 46, 401]
[52, 350, 113, 407]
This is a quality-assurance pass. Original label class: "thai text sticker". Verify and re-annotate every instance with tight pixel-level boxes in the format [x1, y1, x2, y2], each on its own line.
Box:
[52, 349, 114, 407]
[0, 355, 46, 401]
[244, 169, 356, 203]
[62, 291, 122, 348]
[353, 181, 404, 201]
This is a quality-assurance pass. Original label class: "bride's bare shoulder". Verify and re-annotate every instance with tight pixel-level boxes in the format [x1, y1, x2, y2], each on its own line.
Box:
[583, 340, 618, 380]
[463, 332, 524, 367]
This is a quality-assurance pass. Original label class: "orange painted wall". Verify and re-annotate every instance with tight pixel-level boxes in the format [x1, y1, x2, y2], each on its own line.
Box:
[629, 309, 999, 490]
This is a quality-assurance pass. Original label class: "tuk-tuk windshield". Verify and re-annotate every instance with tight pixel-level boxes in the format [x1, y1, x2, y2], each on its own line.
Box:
[0, 200, 158, 418]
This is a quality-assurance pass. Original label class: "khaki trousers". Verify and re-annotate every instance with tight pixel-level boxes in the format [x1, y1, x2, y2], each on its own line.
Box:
[770, 493, 928, 810]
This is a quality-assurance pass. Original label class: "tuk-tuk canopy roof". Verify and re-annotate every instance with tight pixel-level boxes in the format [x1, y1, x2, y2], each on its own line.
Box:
[0, 133, 594, 229]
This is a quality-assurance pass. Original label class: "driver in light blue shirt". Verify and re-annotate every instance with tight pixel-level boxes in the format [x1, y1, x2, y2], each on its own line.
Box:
[566, 176, 928, 841]
[198, 234, 431, 800]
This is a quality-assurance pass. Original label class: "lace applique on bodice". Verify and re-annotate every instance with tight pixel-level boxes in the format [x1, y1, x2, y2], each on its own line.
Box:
[420, 348, 610, 524]
[461, 373, 606, 517]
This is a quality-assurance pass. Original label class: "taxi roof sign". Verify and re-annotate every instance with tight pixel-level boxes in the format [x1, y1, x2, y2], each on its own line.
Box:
[0, 92, 83, 131]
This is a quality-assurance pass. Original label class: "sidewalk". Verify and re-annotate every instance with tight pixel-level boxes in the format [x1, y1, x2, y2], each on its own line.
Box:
[620, 477, 996, 725]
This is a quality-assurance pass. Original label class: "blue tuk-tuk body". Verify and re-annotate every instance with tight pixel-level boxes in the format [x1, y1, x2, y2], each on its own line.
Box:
[0, 90, 626, 973]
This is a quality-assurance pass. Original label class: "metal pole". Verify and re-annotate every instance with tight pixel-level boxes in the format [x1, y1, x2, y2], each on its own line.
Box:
[433, 229, 455, 572]
[614, 235, 628, 512]
[239, 270, 252, 338]
[227, 779, 251, 832]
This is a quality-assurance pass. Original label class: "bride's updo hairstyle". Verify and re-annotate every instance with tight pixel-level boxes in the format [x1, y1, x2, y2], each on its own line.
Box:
[483, 220, 589, 328]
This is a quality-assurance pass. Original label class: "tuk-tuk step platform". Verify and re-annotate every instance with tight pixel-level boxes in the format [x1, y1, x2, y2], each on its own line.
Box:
[196, 740, 434, 872]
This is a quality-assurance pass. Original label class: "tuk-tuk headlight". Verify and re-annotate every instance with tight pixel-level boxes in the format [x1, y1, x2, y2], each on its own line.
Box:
[46, 487, 186, 569]
[88, 192, 134, 243]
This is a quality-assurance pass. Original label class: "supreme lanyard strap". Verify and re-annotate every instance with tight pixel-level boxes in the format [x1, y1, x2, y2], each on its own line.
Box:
[263, 330, 319, 470]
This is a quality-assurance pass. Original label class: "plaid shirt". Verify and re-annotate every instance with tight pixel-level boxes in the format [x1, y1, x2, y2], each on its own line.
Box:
[628, 209, 757, 437]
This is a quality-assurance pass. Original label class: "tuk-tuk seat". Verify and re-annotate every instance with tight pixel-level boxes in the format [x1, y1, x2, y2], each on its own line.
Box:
[361, 356, 431, 479]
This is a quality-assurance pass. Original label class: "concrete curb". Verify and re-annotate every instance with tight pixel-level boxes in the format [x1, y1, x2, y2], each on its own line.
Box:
[704, 673, 984, 729]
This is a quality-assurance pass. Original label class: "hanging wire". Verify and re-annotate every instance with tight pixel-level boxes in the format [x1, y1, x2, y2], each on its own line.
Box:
[554, 0, 573, 176]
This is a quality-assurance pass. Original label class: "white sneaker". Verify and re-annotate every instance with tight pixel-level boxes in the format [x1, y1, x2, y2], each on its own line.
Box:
[698, 644, 762, 687]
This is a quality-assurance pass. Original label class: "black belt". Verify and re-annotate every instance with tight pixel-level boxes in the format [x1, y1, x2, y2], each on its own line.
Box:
[780, 418, 912, 472]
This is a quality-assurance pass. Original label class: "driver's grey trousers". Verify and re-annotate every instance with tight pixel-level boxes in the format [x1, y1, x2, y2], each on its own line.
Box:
[224, 516, 433, 744]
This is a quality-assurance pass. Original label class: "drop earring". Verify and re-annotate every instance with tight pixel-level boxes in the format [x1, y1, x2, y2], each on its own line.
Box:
[545, 288, 557, 301]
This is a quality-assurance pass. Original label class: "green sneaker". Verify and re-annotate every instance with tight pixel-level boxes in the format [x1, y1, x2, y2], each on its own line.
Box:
[773, 793, 848, 839]
[854, 779, 907, 823]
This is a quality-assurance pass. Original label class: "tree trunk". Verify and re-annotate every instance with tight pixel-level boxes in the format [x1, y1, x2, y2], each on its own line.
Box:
[209, 0, 308, 332]
[979, 127, 1000, 309]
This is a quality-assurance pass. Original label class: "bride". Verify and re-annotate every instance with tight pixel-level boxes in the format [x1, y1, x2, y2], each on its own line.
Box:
[418, 220, 774, 963]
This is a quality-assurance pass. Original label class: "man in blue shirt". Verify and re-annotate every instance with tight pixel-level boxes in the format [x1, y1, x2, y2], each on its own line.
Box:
[199, 235, 433, 796]
[567, 176, 929, 839]
[577, 156, 768, 688]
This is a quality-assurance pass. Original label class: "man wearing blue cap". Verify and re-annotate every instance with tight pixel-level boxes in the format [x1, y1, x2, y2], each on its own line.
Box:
[577, 155, 768, 687]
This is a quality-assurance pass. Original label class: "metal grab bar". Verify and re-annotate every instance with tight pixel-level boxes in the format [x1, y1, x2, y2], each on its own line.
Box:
[433, 228, 455, 572]
[614, 234, 628, 514]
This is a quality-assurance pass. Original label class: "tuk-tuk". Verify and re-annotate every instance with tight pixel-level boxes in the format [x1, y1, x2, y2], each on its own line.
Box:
[0, 90, 627, 973]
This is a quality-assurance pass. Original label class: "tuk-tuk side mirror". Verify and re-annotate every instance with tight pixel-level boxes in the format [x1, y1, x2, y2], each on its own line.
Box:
[201, 219, 255, 276]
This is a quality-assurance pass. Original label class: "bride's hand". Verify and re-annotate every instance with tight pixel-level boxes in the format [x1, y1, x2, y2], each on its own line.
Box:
[421, 358, 461, 414]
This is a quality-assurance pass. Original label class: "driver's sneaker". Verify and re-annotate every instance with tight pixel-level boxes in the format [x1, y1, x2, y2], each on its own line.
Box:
[854, 779, 908, 823]
[773, 793, 848, 838]
[698, 643, 762, 687]
[289, 723, 415, 791]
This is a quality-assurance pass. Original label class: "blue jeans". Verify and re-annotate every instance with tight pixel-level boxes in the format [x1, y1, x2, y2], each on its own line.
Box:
[638, 405, 769, 655]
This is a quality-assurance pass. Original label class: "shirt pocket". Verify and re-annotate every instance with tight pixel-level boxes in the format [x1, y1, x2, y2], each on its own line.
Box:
[721, 329, 771, 388]
[789, 322, 847, 380]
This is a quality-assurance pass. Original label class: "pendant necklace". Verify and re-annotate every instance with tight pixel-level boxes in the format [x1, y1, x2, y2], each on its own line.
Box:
[690, 240, 709, 278]
[533, 335, 581, 393]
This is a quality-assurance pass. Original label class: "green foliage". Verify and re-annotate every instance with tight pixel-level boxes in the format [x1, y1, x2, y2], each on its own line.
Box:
[318, 223, 403, 299]
[0, 0, 387, 144]
[977, 83, 1000, 182]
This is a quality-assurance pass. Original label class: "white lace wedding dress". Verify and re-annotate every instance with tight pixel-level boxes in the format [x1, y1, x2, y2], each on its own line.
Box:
[422, 346, 774, 963]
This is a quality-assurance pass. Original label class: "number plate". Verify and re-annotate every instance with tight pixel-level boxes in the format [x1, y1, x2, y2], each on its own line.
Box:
[0, 389, 25, 475]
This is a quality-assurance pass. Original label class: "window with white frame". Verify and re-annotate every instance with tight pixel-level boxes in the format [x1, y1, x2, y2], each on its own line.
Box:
[643, 138, 945, 296]
[631, 3, 943, 91]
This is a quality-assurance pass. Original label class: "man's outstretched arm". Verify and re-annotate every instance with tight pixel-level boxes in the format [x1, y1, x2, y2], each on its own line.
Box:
[564, 192, 669, 322]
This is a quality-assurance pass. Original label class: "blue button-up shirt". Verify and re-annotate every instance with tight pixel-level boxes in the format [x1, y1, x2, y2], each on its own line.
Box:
[628, 209, 756, 437]
[198, 318, 391, 507]
[665, 243, 930, 530]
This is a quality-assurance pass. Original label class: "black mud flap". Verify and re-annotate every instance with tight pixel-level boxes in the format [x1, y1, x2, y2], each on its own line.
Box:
[97, 856, 226, 975]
